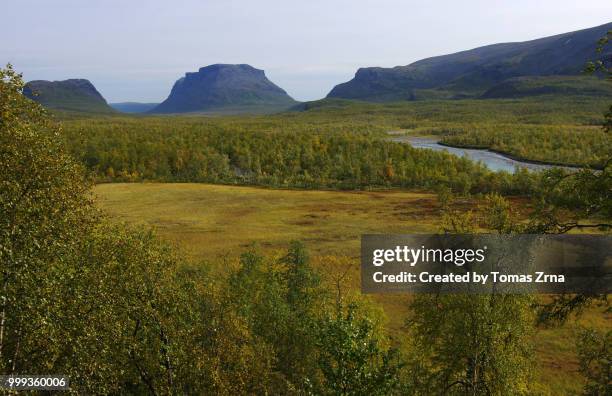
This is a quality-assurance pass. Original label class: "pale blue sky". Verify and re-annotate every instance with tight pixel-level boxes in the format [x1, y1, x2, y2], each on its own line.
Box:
[2, 0, 610, 102]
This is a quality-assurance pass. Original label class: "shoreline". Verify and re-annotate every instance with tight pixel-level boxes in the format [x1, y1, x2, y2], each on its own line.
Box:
[436, 141, 600, 170]
[396, 134, 600, 170]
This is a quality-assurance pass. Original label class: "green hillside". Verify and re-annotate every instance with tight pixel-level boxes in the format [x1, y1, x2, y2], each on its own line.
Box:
[328, 22, 612, 101]
[481, 75, 612, 98]
[23, 79, 115, 113]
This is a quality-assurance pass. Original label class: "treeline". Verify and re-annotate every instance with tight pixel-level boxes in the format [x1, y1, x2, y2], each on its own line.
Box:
[439, 124, 611, 169]
[54, 92, 612, 192]
[61, 116, 537, 195]
[293, 96, 610, 126]
[292, 96, 611, 169]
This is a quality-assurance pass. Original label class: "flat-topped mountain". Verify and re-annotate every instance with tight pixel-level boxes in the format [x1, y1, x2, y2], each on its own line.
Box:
[327, 22, 612, 101]
[23, 79, 115, 113]
[151, 64, 297, 114]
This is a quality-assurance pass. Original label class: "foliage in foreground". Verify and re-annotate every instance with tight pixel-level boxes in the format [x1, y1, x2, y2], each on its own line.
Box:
[403, 194, 537, 396]
[577, 328, 611, 396]
[3, 63, 610, 394]
[2, 65, 406, 394]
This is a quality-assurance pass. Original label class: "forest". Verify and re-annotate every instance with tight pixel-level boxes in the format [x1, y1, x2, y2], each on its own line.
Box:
[1, 56, 611, 396]
[440, 124, 610, 168]
[61, 115, 537, 195]
[54, 93, 610, 196]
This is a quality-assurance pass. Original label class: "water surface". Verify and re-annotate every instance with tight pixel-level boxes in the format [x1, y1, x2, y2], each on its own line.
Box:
[390, 135, 568, 173]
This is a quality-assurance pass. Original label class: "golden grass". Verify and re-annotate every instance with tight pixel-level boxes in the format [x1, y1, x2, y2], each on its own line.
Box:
[94, 182, 610, 394]
[94, 182, 440, 260]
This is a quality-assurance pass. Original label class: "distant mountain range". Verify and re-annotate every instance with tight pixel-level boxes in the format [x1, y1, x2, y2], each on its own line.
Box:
[22, 22, 612, 113]
[327, 22, 612, 101]
[150, 64, 297, 114]
[23, 79, 115, 113]
[24, 65, 296, 115]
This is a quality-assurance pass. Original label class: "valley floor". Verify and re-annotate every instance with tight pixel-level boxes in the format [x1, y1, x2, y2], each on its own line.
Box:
[94, 182, 608, 395]
[94, 182, 441, 260]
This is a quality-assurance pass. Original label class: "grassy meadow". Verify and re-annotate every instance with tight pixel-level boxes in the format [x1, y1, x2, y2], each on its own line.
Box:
[93, 183, 441, 260]
[94, 182, 609, 394]
[85, 95, 610, 395]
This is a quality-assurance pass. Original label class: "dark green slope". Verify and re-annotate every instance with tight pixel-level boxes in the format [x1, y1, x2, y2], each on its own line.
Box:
[327, 22, 612, 101]
[151, 64, 297, 114]
[110, 102, 159, 113]
[23, 79, 115, 113]
[481, 76, 612, 99]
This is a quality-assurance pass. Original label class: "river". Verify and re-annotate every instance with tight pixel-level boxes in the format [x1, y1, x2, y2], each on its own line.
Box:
[389, 135, 573, 173]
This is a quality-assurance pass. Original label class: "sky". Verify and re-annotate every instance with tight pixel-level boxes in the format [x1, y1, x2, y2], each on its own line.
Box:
[2, 0, 611, 103]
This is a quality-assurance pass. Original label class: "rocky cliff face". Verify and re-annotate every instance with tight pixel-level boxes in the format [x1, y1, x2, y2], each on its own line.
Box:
[151, 64, 296, 113]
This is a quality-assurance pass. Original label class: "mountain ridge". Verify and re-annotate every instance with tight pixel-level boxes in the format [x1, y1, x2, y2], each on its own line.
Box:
[327, 22, 612, 101]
